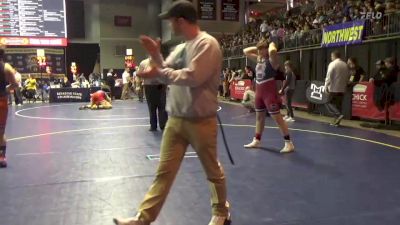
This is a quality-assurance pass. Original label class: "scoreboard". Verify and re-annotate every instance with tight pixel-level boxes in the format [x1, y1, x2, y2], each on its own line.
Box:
[0, 0, 67, 46]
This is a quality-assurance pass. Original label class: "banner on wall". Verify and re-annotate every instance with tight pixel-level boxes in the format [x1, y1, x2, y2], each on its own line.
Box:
[221, 0, 240, 21]
[4, 48, 66, 76]
[389, 82, 400, 121]
[321, 20, 365, 47]
[0, 37, 67, 47]
[230, 79, 252, 100]
[351, 82, 385, 120]
[198, 0, 216, 20]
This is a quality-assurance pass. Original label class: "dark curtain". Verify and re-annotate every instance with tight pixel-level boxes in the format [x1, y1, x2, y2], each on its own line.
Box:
[301, 49, 312, 81]
[66, 43, 99, 80]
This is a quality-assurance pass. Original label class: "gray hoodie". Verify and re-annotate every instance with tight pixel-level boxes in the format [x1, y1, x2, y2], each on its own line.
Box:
[156, 32, 222, 118]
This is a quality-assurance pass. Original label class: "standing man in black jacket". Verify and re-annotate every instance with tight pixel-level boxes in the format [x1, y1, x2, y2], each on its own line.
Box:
[139, 58, 168, 131]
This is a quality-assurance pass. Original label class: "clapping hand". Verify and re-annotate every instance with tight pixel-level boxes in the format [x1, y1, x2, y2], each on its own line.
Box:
[136, 66, 160, 79]
[140, 35, 161, 58]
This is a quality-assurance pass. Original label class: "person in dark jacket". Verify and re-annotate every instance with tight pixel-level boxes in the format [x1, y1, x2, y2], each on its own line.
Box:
[105, 71, 116, 99]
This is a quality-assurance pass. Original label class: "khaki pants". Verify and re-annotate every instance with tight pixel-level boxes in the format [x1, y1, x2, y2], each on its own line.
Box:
[121, 83, 130, 100]
[138, 116, 229, 223]
[135, 77, 144, 101]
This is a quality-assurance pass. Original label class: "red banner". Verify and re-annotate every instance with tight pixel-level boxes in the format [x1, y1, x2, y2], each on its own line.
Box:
[0, 37, 67, 46]
[352, 82, 385, 120]
[389, 103, 400, 121]
[229, 80, 252, 100]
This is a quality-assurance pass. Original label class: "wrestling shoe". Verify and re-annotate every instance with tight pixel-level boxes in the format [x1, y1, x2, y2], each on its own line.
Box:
[334, 115, 344, 126]
[0, 149, 6, 168]
[113, 217, 145, 225]
[280, 141, 295, 153]
[285, 117, 295, 122]
[209, 214, 231, 225]
[244, 138, 261, 148]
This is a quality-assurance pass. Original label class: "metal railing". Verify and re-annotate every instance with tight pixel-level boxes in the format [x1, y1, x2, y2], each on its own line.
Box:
[223, 12, 400, 58]
[282, 29, 323, 50]
[364, 12, 400, 38]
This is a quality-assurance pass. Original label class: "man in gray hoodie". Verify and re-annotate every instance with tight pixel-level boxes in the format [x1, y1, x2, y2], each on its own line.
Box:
[113, 1, 230, 225]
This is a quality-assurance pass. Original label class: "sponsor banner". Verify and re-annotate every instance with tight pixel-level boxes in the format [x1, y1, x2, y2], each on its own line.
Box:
[221, 0, 239, 21]
[390, 102, 400, 121]
[351, 82, 385, 120]
[198, 0, 216, 20]
[0, 36, 67, 46]
[49, 87, 101, 103]
[389, 82, 400, 121]
[4, 48, 65, 76]
[229, 79, 252, 100]
[306, 81, 329, 104]
[321, 20, 365, 47]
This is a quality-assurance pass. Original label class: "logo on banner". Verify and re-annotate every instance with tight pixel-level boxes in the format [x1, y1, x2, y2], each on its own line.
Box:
[352, 84, 368, 107]
[310, 83, 324, 100]
[306, 81, 329, 104]
[353, 84, 367, 93]
[360, 12, 383, 20]
[237, 80, 245, 86]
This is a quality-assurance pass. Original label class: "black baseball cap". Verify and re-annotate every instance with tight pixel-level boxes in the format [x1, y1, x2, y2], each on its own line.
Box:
[159, 0, 197, 23]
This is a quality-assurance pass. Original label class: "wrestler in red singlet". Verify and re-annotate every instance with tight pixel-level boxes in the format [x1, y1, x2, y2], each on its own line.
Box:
[254, 57, 282, 115]
[91, 90, 106, 105]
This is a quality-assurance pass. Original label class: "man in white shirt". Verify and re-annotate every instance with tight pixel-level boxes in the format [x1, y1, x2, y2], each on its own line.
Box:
[324, 50, 350, 126]
[260, 20, 269, 36]
[13, 71, 23, 105]
[121, 68, 131, 100]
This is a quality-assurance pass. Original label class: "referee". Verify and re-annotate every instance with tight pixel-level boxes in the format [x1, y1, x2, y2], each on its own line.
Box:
[113, 1, 230, 225]
[138, 58, 168, 131]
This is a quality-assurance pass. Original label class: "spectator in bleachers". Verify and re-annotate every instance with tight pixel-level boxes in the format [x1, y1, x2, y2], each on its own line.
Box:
[229, 70, 241, 82]
[223, 68, 232, 98]
[383, 57, 399, 86]
[260, 20, 270, 36]
[242, 66, 255, 81]
[221, 0, 400, 56]
[347, 57, 366, 82]
[370, 60, 387, 83]
[385, 0, 397, 14]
